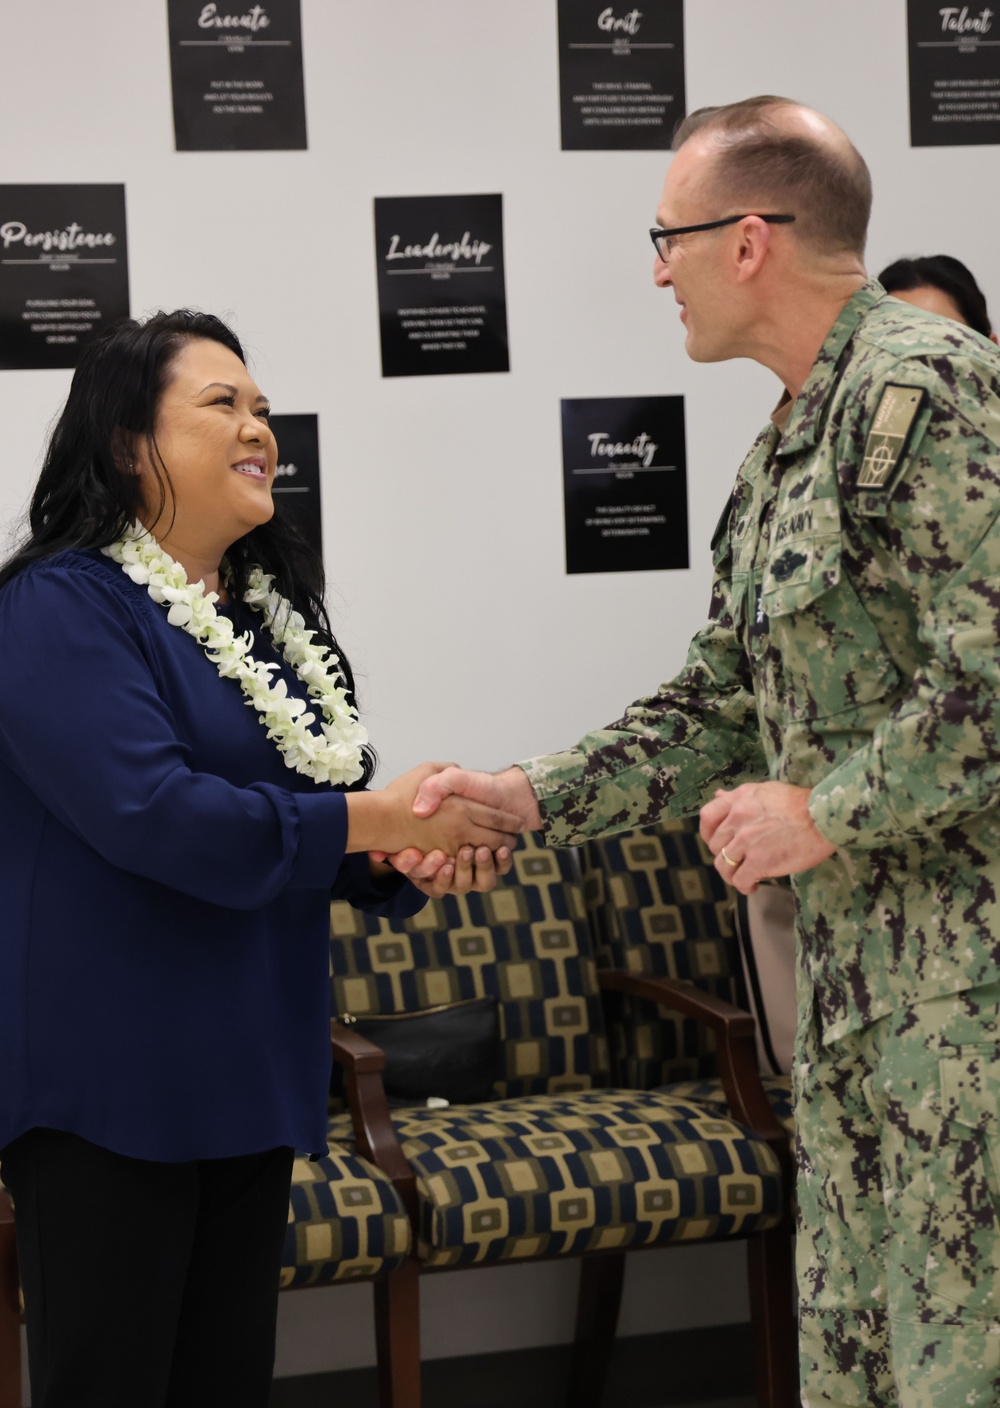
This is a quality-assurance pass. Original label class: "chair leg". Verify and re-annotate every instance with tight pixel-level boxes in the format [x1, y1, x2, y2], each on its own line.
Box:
[567, 1252, 626, 1408]
[374, 1259, 421, 1408]
[0, 1193, 21, 1408]
[746, 1223, 798, 1408]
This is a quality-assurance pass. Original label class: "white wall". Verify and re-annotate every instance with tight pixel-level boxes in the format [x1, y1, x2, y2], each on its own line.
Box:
[5, 0, 1000, 1389]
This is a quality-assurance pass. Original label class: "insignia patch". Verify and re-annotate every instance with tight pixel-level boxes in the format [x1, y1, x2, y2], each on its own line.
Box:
[857, 384, 926, 489]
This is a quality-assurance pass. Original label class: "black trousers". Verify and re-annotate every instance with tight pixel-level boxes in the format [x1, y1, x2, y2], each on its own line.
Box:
[0, 1128, 294, 1408]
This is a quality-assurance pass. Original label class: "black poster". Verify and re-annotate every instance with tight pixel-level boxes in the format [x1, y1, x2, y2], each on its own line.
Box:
[907, 2, 1000, 145]
[0, 184, 129, 371]
[269, 413, 322, 561]
[166, 0, 307, 151]
[561, 396, 688, 575]
[557, 0, 685, 151]
[373, 194, 509, 378]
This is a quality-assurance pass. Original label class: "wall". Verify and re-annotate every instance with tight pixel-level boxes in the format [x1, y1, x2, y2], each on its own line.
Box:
[4, 0, 999, 1388]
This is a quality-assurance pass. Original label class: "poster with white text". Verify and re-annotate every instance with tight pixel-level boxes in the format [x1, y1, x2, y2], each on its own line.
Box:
[167, 0, 307, 151]
[269, 413, 322, 562]
[557, 0, 685, 150]
[907, 2, 1000, 145]
[373, 194, 509, 378]
[0, 184, 130, 371]
[562, 396, 688, 574]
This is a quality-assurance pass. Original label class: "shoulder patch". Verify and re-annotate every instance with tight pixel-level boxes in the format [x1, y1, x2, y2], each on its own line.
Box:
[857, 383, 927, 489]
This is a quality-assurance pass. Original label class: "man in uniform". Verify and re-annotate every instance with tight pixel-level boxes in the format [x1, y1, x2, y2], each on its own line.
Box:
[397, 97, 1000, 1406]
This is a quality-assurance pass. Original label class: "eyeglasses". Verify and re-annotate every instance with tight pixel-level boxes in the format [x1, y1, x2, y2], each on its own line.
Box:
[649, 214, 795, 262]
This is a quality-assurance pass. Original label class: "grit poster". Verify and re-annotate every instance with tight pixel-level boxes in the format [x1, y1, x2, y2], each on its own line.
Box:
[557, 0, 685, 150]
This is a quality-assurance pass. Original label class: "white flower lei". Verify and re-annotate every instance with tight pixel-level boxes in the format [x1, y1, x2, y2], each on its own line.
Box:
[103, 522, 367, 786]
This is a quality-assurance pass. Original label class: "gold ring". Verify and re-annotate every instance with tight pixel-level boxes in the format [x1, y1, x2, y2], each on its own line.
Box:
[720, 846, 740, 868]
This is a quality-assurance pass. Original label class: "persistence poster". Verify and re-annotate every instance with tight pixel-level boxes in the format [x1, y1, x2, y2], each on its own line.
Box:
[561, 396, 688, 574]
[167, 0, 308, 151]
[0, 184, 130, 371]
[268, 413, 322, 562]
[907, 2, 1000, 145]
[373, 194, 510, 378]
[557, 0, 685, 150]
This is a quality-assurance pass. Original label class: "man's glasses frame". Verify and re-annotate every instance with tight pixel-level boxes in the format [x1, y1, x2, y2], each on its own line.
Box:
[649, 213, 796, 261]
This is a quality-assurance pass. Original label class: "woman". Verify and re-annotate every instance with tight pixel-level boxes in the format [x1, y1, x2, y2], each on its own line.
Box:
[0, 309, 518, 1407]
[878, 252, 997, 342]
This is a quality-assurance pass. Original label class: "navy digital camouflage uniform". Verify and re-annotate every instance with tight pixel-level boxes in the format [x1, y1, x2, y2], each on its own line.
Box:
[520, 280, 1000, 1406]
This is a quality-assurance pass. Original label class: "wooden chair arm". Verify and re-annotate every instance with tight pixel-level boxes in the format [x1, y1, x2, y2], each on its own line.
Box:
[597, 970, 789, 1157]
[331, 1022, 417, 1218]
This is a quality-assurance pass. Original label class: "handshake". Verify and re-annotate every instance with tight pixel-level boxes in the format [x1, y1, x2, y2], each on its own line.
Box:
[347, 762, 543, 898]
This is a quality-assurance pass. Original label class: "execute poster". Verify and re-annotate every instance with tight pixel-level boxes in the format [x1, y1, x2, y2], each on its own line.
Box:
[269, 413, 322, 562]
[557, 0, 685, 151]
[0, 184, 129, 371]
[373, 194, 509, 378]
[907, 2, 1000, 145]
[561, 396, 688, 575]
[167, 0, 308, 151]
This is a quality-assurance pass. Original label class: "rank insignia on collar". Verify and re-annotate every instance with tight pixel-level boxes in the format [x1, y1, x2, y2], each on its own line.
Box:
[857, 383, 927, 489]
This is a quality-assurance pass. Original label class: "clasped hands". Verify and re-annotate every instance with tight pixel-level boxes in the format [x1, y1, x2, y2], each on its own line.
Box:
[368, 765, 836, 899]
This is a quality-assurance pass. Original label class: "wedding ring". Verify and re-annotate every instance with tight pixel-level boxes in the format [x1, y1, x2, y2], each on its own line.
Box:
[720, 846, 741, 868]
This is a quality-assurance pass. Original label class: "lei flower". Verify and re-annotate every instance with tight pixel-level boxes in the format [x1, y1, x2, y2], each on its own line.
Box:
[103, 522, 367, 786]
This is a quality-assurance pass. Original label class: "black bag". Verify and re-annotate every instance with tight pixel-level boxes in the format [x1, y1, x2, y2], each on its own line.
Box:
[332, 996, 501, 1106]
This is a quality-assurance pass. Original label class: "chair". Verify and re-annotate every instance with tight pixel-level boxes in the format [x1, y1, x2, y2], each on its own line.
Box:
[328, 830, 796, 1408]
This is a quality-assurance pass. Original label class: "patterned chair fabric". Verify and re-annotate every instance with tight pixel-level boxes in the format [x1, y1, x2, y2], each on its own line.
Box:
[329, 834, 610, 1099]
[328, 1090, 783, 1269]
[281, 1138, 412, 1288]
[581, 819, 794, 1133]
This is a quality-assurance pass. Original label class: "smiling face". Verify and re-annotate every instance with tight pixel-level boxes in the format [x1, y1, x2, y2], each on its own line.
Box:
[653, 138, 744, 363]
[137, 337, 277, 566]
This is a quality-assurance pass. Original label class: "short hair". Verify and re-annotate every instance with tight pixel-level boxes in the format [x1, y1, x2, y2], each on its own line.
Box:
[672, 96, 872, 258]
[877, 254, 993, 338]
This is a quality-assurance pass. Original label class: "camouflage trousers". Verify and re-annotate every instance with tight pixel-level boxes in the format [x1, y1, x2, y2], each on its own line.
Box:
[795, 978, 1000, 1407]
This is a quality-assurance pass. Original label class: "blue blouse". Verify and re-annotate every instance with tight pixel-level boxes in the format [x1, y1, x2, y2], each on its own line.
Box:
[0, 549, 423, 1161]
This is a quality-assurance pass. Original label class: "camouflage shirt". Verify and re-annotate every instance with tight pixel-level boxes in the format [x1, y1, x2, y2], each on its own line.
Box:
[521, 279, 1000, 1041]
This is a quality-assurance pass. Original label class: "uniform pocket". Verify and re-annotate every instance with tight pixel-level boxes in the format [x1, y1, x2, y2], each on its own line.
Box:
[925, 1044, 1000, 1313]
[757, 497, 899, 722]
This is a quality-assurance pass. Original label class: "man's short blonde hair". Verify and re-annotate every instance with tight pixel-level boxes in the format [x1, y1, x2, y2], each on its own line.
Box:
[672, 96, 872, 258]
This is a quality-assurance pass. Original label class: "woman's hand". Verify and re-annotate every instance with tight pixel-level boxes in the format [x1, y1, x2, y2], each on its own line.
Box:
[346, 762, 523, 857]
[384, 844, 514, 897]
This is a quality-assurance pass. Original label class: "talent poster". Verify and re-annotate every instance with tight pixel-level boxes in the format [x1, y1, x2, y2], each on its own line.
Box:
[561, 396, 688, 575]
[269, 414, 322, 561]
[907, 2, 1000, 145]
[0, 184, 129, 371]
[166, 0, 307, 151]
[373, 194, 509, 378]
[557, 0, 685, 151]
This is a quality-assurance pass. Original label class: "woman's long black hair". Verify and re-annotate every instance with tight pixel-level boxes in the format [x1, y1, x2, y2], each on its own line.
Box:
[878, 254, 994, 340]
[1, 309, 376, 785]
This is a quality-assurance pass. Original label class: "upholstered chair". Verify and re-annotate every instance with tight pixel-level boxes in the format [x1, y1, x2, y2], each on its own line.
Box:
[327, 831, 796, 1408]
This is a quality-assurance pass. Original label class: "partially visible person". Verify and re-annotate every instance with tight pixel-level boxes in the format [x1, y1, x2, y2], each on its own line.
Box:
[878, 252, 997, 342]
[0, 310, 519, 1408]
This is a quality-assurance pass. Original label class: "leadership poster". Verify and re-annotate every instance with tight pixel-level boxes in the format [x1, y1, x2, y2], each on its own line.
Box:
[373, 193, 509, 377]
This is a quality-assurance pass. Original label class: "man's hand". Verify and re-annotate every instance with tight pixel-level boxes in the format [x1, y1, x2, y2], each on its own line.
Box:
[411, 765, 543, 831]
[699, 781, 836, 894]
[346, 762, 523, 858]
